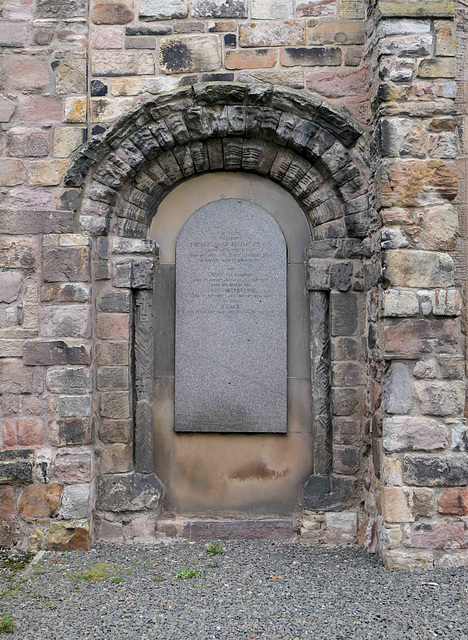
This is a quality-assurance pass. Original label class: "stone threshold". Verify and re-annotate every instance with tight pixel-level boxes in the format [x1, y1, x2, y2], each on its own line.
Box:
[155, 517, 299, 541]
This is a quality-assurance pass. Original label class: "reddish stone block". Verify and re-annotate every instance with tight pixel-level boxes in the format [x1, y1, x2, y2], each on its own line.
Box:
[16, 418, 45, 446]
[18, 484, 63, 520]
[437, 487, 468, 515]
[384, 318, 459, 356]
[0, 486, 15, 519]
[92, 1, 135, 24]
[225, 49, 277, 69]
[404, 521, 467, 550]
[6, 129, 50, 158]
[333, 445, 360, 474]
[2, 420, 16, 448]
[97, 313, 130, 340]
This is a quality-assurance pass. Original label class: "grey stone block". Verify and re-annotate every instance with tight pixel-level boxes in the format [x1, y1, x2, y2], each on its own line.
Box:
[0, 449, 33, 484]
[0, 271, 22, 303]
[404, 455, 468, 486]
[97, 290, 131, 312]
[46, 367, 92, 394]
[23, 340, 92, 366]
[97, 472, 164, 512]
[383, 362, 412, 414]
[49, 418, 93, 447]
[330, 292, 358, 336]
[58, 395, 92, 418]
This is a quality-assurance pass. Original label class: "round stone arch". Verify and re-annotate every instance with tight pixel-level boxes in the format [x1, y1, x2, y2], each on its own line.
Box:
[66, 82, 373, 533]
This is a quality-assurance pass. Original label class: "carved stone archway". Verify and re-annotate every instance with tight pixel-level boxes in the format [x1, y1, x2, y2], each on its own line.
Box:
[66, 82, 373, 535]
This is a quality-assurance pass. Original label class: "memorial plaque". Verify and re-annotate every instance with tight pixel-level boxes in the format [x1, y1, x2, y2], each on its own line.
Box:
[175, 199, 287, 433]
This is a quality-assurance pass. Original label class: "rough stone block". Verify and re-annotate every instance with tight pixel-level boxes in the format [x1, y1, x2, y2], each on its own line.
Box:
[1, 55, 50, 91]
[100, 391, 131, 419]
[384, 318, 459, 356]
[307, 259, 352, 291]
[37, 0, 87, 18]
[23, 340, 92, 366]
[333, 445, 359, 474]
[97, 290, 131, 312]
[47, 519, 91, 551]
[0, 449, 33, 484]
[7, 129, 50, 157]
[46, 367, 92, 394]
[332, 418, 360, 445]
[49, 417, 93, 446]
[0, 159, 26, 186]
[40, 305, 91, 339]
[330, 292, 358, 336]
[30, 159, 72, 187]
[404, 521, 466, 550]
[0, 20, 27, 47]
[382, 290, 419, 317]
[383, 416, 448, 452]
[54, 451, 92, 483]
[418, 379, 465, 416]
[192, 0, 246, 17]
[92, 1, 134, 23]
[418, 57, 456, 78]
[239, 21, 304, 47]
[332, 362, 365, 387]
[43, 248, 90, 283]
[53, 128, 87, 158]
[100, 444, 133, 474]
[383, 362, 412, 414]
[437, 487, 468, 515]
[59, 484, 91, 519]
[159, 35, 221, 73]
[452, 423, 468, 452]
[113, 238, 159, 255]
[0, 362, 34, 395]
[383, 250, 454, 288]
[99, 419, 132, 443]
[382, 549, 434, 570]
[382, 487, 414, 523]
[55, 59, 87, 95]
[18, 484, 62, 521]
[225, 49, 277, 69]
[423, 204, 458, 251]
[58, 395, 92, 418]
[57, 283, 92, 304]
[97, 366, 130, 390]
[97, 313, 130, 340]
[0, 271, 22, 304]
[92, 51, 155, 76]
[404, 454, 468, 486]
[97, 472, 163, 511]
[331, 387, 359, 416]
[281, 47, 342, 66]
[98, 342, 130, 366]
[140, 0, 188, 19]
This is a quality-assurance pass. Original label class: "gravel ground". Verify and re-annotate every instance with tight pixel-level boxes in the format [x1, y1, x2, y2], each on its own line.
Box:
[0, 541, 467, 640]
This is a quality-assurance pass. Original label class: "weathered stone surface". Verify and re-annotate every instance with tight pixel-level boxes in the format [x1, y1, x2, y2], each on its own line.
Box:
[0, 271, 22, 304]
[251, 0, 293, 18]
[97, 366, 130, 390]
[281, 47, 342, 67]
[330, 292, 358, 336]
[97, 472, 163, 511]
[225, 49, 277, 69]
[415, 380, 464, 416]
[333, 445, 359, 474]
[302, 474, 356, 510]
[239, 21, 305, 47]
[54, 451, 92, 483]
[97, 291, 131, 313]
[383, 363, 412, 414]
[404, 454, 468, 486]
[379, 160, 458, 207]
[140, 0, 188, 19]
[382, 290, 419, 317]
[18, 484, 63, 520]
[307, 259, 352, 291]
[7, 129, 50, 157]
[47, 519, 91, 551]
[97, 313, 130, 340]
[382, 487, 414, 523]
[383, 416, 448, 452]
[382, 549, 434, 571]
[383, 250, 454, 288]
[99, 419, 132, 443]
[92, 1, 134, 23]
[58, 395, 93, 418]
[0, 159, 26, 186]
[1, 55, 50, 91]
[418, 57, 456, 78]
[437, 487, 468, 515]
[100, 391, 131, 419]
[0, 21, 27, 47]
[159, 36, 221, 73]
[192, 0, 247, 17]
[98, 342, 130, 366]
[46, 367, 92, 394]
[40, 305, 91, 338]
[0, 450, 33, 484]
[49, 417, 93, 446]
[59, 484, 91, 519]
[404, 521, 467, 550]
[23, 340, 92, 366]
[43, 248, 90, 283]
[384, 318, 459, 356]
[423, 204, 458, 250]
[452, 423, 468, 452]
[0, 362, 34, 395]
[100, 444, 132, 474]
[92, 52, 155, 76]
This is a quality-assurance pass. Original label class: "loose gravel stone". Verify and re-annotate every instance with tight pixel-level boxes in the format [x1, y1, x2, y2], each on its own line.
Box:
[0, 542, 467, 639]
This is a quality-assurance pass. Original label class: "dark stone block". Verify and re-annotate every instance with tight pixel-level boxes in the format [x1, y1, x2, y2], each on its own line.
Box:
[224, 33, 236, 47]
[97, 472, 164, 511]
[97, 290, 131, 312]
[90, 80, 108, 97]
[49, 418, 93, 447]
[302, 474, 355, 510]
[331, 337, 360, 361]
[37, 0, 87, 18]
[330, 292, 358, 336]
[201, 72, 235, 82]
[0, 450, 34, 484]
[331, 387, 359, 416]
[404, 455, 468, 487]
[0, 210, 74, 235]
[92, 125, 107, 136]
[283, 47, 342, 66]
[307, 259, 352, 292]
[60, 190, 81, 211]
[126, 25, 172, 35]
[23, 340, 92, 366]
[185, 520, 295, 540]
[43, 247, 90, 283]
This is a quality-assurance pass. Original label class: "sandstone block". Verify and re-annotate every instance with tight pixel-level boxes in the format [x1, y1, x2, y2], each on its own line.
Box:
[384, 318, 458, 356]
[452, 423, 468, 452]
[383, 416, 448, 452]
[382, 487, 414, 523]
[435, 20, 456, 56]
[125, 35, 157, 48]
[43, 248, 90, 283]
[91, 27, 124, 49]
[281, 46, 341, 66]
[307, 259, 352, 291]
[53, 128, 86, 158]
[110, 76, 179, 95]
[97, 291, 131, 313]
[404, 454, 468, 486]
[99, 419, 132, 443]
[54, 451, 92, 483]
[332, 362, 365, 387]
[92, 51, 155, 76]
[404, 521, 466, 549]
[437, 487, 468, 515]
[113, 238, 159, 255]
[100, 444, 133, 474]
[382, 290, 419, 317]
[418, 57, 456, 78]
[0, 20, 27, 47]
[330, 292, 358, 336]
[383, 250, 454, 288]
[422, 204, 458, 250]
[98, 342, 130, 366]
[377, 1, 454, 18]
[331, 387, 359, 416]
[437, 551, 468, 568]
[140, 0, 188, 19]
[47, 519, 91, 551]
[378, 118, 426, 158]
[40, 305, 91, 338]
[416, 380, 464, 416]
[57, 283, 92, 304]
[7, 129, 50, 157]
[0, 361, 34, 395]
[46, 367, 92, 395]
[92, 1, 134, 24]
[297, 0, 336, 17]
[0, 340, 23, 358]
[29, 159, 70, 187]
[55, 60, 87, 95]
[225, 49, 277, 69]
[333, 445, 359, 474]
[0, 271, 22, 304]
[97, 313, 130, 340]
[97, 366, 130, 390]
[438, 356, 464, 379]
[333, 418, 360, 445]
[90, 98, 135, 123]
[49, 417, 93, 446]
[378, 34, 432, 57]
[100, 391, 131, 419]
[383, 363, 412, 414]
[58, 395, 92, 418]
[97, 472, 163, 511]
[382, 549, 433, 570]
[159, 35, 221, 73]
[18, 484, 62, 521]
[59, 484, 91, 519]
[0, 159, 26, 186]
[308, 21, 364, 45]
[63, 97, 87, 124]
[0, 55, 50, 91]
[0, 96, 15, 122]
[24, 340, 92, 366]
[239, 21, 304, 47]
[412, 488, 434, 517]
[331, 337, 359, 360]
[0, 449, 33, 484]
[192, 0, 246, 17]
[251, 0, 293, 19]
[382, 456, 403, 486]
[379, 160, 458, 207]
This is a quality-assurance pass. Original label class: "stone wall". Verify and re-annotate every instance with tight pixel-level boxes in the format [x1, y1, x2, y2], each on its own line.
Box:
[0, 0, 467, 567]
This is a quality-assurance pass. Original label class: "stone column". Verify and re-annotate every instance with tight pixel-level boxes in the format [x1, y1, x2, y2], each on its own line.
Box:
[369, 0, 468, 568]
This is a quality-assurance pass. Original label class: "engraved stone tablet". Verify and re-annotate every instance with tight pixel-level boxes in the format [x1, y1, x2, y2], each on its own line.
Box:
[175, 199, 287, 433]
